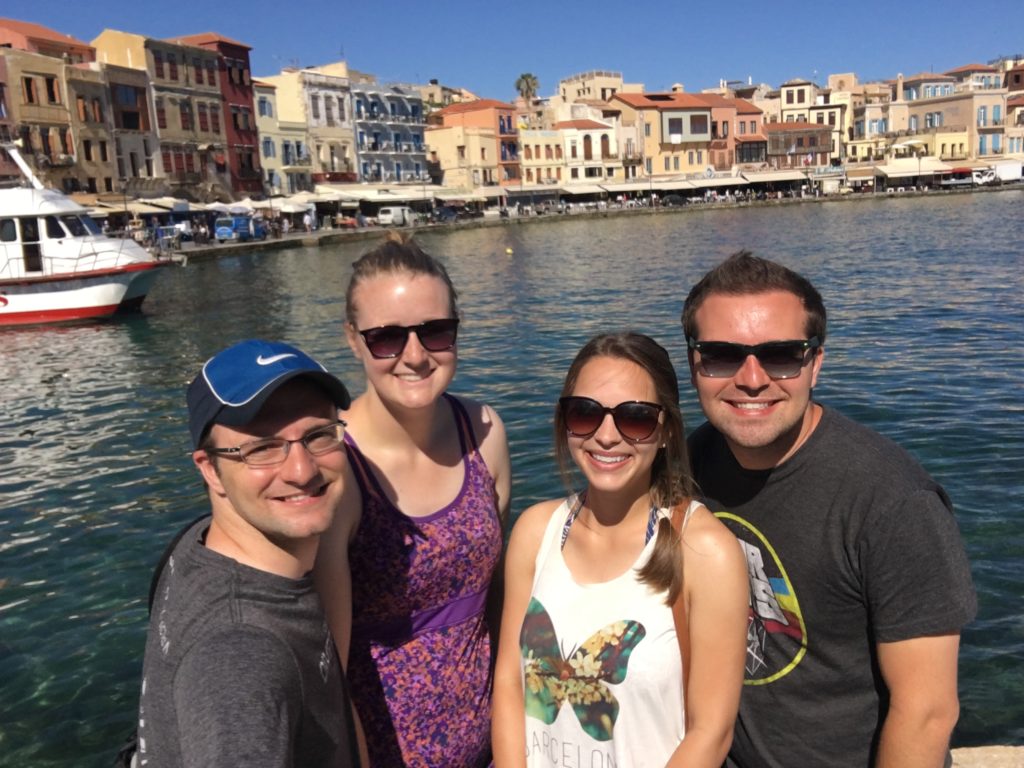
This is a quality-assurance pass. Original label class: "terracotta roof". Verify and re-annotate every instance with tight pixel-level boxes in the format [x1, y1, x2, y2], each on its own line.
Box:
[763, 121, 828, 132]
[735, 134, 767, 142]
[1008, 94, 1024, 107]
[613, 92, 711, 109]
[434, 98, 516, 116]
[252, 79, 276, 89]
[553, 119, 612, 130]
[944, 63, 997, 75]
[0, 17, 92, 48]
[166, 32, 251, 50]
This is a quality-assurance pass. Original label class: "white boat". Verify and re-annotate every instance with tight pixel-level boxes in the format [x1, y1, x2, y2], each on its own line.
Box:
[1, 142, 170, 327]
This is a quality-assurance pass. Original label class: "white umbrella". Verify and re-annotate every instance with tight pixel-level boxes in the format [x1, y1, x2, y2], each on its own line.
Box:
[205, 201, 231, 212]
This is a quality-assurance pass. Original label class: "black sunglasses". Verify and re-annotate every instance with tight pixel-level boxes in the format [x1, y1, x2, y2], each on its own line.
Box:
[559, 396, 664, 443]
[357, 318, 459, 359]
[688, 336, 820, 379]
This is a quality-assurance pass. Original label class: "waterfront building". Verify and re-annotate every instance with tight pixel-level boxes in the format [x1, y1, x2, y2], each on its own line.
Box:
[0, 47, 78, 192]
[428, 98, 519, 186]
[516, 128, 562, 186]
[611, 90, 761, 184]
[1004, 93, 1024, 156]
[0, 17, 93, 63]
[253, 80, 286, 194]
[98, 63, 159, 197]
[763, 121, 833, 169]
[1003, 62, 1024, 92]
[351, 71, 427, 183]
[425, 122, 499, 190]
[93, 29, 231, 201]
[167, 33, 263, 197]
[0, 56, 15, 182]
[0, 19, 95, 190]
[418, 78, 478, 115]
[555, 118, 621, 185]
[779, 78, 817, 123]
[260, 63, 355, 185]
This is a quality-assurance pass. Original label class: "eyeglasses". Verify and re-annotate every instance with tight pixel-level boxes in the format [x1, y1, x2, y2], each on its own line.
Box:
[559, 396, 664, 443]
[357, 318, 459, 359]
[688, 336, 820, 379]
[206, 421, 347, 467]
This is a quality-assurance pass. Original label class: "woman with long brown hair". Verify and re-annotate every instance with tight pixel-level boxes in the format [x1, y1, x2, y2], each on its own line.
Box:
[492, 331, 747, 767]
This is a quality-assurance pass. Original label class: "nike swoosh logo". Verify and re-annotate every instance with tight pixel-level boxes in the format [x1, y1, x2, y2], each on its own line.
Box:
[256, 353, 297, 366]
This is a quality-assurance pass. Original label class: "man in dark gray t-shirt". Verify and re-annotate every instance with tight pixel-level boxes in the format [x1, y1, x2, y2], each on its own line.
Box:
[681, 253, 976, 768]
[135, 339, 359, 767]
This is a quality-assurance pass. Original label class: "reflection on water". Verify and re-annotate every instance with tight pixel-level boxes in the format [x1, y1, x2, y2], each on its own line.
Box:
[2, 191, 1022, 765]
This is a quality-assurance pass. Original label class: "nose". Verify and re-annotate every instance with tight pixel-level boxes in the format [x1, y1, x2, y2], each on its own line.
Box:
[399, 329, 429, 365]
[592, 411, 621, 445]
[278, 439, 320, 483]
[732, 353, 772, 391]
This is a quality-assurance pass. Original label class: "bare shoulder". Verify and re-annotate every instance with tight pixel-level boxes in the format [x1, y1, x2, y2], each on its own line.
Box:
[454, 396, 508, 443]
[507, 499, 561, 552]
[681, 501, 744, 568]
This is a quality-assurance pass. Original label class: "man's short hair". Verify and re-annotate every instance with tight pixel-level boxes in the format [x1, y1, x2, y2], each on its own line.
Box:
[187, 339, 350, 450]
[681, 250, 827, 343]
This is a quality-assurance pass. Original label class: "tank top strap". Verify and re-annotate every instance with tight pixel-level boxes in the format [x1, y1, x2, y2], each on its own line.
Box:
[443, 393, 478, 456]
[343, 434, 383, 501]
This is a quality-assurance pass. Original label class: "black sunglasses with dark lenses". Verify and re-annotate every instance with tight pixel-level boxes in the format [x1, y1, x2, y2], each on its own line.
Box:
[559, 396, 664, 443]
[358, 318, 459, 359]
[688, 336, 820, 379]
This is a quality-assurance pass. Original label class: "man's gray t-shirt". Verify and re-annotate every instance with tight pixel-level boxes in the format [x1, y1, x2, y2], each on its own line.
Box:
[689, 406, 976, 767]
[136, 518, 356, 767]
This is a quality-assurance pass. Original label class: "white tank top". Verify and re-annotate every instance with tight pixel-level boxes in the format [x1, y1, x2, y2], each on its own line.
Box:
[521, 495, 698, 768]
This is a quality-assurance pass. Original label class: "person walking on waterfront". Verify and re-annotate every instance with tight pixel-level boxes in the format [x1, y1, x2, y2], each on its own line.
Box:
[680, 251, 977, 767]
[133, 339, 359, 768]
[492, 332, 748, 768]
[316, 232, 511, 767]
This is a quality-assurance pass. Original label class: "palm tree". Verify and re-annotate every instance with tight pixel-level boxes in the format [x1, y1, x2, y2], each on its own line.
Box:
[515, 73, 539, 104]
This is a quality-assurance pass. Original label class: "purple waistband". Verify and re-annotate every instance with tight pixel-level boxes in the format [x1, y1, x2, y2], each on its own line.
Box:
[353, 588, 488, 645]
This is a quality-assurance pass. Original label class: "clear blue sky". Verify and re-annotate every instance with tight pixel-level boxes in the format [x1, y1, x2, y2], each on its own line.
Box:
[6, 0, 1024, 99]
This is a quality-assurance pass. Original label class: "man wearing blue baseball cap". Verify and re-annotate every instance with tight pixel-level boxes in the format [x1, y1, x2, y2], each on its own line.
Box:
[133, 340, 360, 767]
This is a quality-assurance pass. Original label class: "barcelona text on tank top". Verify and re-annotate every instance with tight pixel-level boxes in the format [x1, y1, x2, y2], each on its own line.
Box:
[344, 393, 502, 767]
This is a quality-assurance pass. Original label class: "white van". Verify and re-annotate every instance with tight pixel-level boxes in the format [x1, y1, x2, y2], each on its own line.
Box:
[377, 206, 414, 226]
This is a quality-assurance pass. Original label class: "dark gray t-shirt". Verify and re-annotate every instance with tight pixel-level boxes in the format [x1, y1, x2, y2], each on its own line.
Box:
[136, 518, 356, 768]
[689, 406, 976, 768]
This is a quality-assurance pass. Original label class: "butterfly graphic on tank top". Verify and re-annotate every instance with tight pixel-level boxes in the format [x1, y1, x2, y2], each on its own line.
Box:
[520, 597, 646, 741]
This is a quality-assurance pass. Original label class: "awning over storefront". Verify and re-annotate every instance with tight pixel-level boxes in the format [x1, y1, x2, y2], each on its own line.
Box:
[690, 176, 747, 188]
[653, 180, 697, 191]
[876, 158, 952, 177]
[600, 181, 654, 193]
[560, 184, 606, 195]
[742, 170, 807, 183]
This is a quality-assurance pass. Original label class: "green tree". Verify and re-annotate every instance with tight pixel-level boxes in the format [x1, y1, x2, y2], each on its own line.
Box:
[515, 73, 539, 103]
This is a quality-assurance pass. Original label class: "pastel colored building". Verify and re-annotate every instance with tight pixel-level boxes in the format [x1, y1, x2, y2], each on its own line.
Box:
[261, 63, 355, 184]
[351, 72, 427, 183]
[93, 29, 231, 200]
[168, 33, 262, 196]
[429, 99, 519, 184]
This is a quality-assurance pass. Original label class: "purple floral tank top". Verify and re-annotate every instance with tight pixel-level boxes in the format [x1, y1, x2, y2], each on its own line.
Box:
[345, 394, 502, 767]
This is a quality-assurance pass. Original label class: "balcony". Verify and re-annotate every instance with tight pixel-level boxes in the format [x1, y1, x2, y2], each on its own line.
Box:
[282, 156, 312, 168]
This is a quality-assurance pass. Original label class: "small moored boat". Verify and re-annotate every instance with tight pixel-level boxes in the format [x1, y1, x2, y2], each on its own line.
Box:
[1, 142, 170, 327]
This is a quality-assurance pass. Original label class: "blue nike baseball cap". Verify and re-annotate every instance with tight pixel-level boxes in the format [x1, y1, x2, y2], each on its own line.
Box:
[187, 339, 351, 449]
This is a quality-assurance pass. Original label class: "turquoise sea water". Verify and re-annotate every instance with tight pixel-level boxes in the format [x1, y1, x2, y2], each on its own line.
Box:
[2, 191, 1022, 765]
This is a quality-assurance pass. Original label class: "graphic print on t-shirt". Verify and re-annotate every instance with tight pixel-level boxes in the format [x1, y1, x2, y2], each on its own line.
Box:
[715, 512, 808, 684]
[520, 597, 646, 741]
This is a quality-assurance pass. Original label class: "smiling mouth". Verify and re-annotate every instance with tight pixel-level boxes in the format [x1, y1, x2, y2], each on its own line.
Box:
[730, 401, 774, 411]
[396, 371, 431, 382]
[588, 453, 628, 465]
[274, 485, 328, 502]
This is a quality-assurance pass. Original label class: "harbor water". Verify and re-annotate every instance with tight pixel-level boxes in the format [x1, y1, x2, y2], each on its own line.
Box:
[2, 191, 1022, 765]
